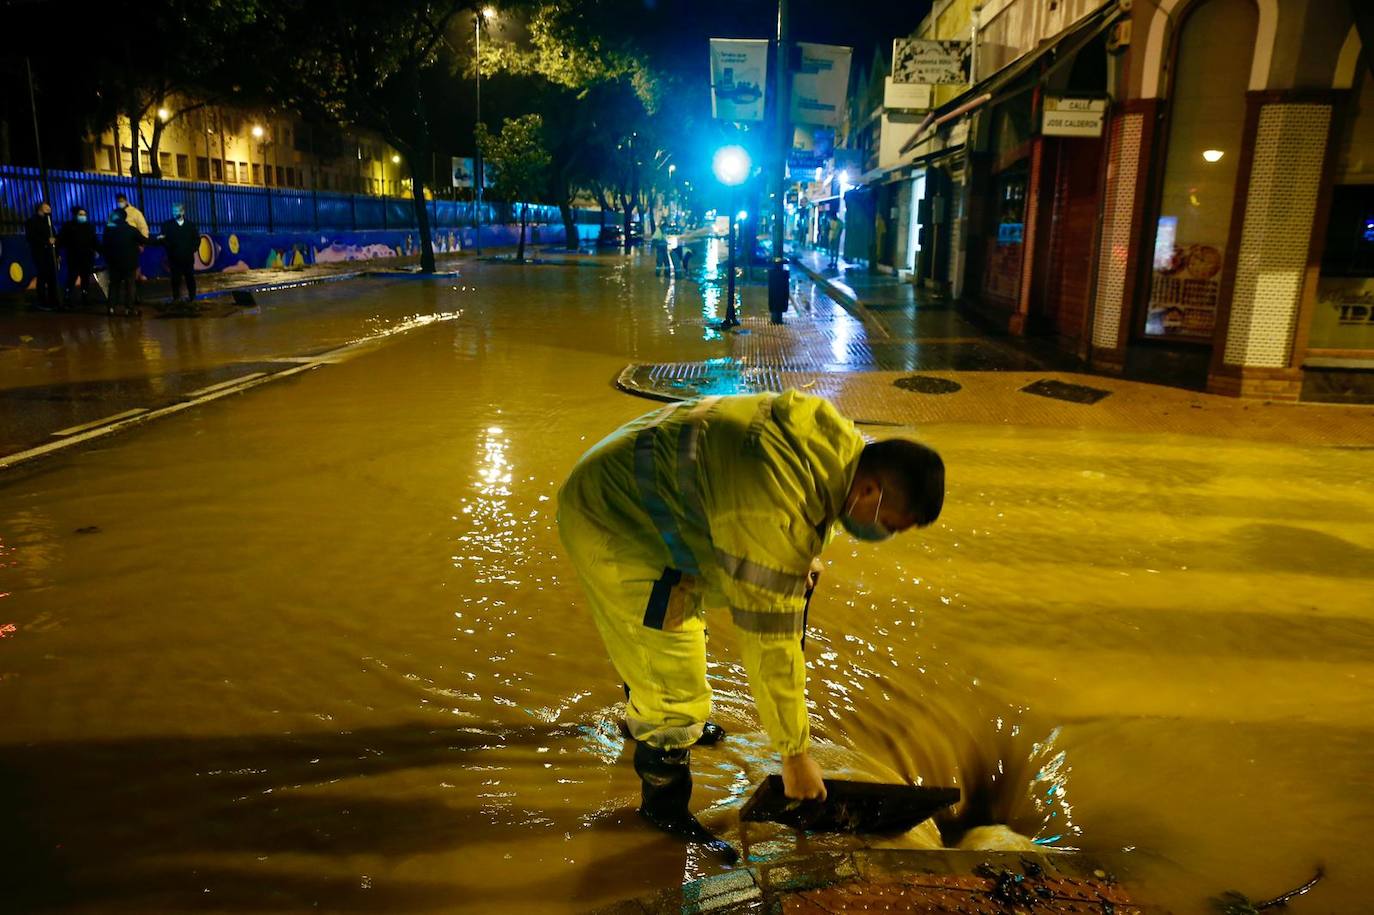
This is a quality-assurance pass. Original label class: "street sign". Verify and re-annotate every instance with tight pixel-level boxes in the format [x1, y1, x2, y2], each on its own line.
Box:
[884, 78, 931, 110]
[892, 38, 968, 85]
[1042, 97, 1107, 137]
[789, 125, 834, 170]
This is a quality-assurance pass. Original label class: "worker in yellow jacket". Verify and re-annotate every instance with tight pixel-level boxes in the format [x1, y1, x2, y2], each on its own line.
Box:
[557, 391, 944, 858]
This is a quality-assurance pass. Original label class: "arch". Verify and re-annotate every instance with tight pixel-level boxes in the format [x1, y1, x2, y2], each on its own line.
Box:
[1141, 0, 1278, 98]
[1334, 24, 1361, 89]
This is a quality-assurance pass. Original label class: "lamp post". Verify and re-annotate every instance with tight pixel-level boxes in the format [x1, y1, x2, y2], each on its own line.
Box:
[473, 6, 495, 255]
[712, 144, 751, 328]
[767, 0, 791, 324]
[252, 124, 273, 233]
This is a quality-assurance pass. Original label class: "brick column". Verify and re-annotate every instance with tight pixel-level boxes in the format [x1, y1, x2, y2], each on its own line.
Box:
[1207, 92, 1337, 400]
[1089, 99, 1158, 372]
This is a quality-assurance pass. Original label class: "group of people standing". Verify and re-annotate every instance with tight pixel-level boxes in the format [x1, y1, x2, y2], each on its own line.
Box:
[23, 195, 201, 316]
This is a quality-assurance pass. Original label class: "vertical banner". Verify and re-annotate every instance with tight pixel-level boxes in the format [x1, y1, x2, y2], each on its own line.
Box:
[790, 43, 852, 127]
[451, 157, 475, 188]
[710, 38, 769, 122]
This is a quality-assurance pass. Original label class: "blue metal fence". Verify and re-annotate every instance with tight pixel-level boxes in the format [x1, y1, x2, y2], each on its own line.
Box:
[0, 165, 581, 235]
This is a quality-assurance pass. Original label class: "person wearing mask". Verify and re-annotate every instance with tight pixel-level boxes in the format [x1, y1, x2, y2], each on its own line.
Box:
[115, 193, 148, 303]
[557, 392, 945, 860]
[156, 203, 200, 304]
[102, 209, 145, 316]
[23, 201, 59, 310]
[57, 206, 99, 310]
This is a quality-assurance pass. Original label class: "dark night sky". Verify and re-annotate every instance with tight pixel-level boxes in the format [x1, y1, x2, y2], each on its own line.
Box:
[629, 0, 935, 81]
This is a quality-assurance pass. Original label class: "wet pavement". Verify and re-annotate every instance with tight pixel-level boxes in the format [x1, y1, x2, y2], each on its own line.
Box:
[596, 850, 1150, 914]
[0, 248, 1372, 914]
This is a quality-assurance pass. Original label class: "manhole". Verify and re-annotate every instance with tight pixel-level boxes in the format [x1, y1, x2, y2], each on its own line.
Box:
[894, 374, 962, 395]
[1020, 378, 1112, 404]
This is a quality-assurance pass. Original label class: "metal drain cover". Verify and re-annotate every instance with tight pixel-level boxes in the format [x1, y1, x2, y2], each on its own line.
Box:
[894, 374, 962, 395]
[1020, 378, 1112, 404]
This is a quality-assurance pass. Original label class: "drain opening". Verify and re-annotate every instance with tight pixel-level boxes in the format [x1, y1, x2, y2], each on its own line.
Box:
[894, 375, 963, 395]
[1020, 378, 1112, 404]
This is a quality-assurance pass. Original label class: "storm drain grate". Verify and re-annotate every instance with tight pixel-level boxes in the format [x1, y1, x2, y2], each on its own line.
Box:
[893, 374, 963, 395]
[1020, 378, 1112, 405]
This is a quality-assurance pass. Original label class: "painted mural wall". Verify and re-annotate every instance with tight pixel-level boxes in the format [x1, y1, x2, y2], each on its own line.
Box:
[0, 223, 599, 295]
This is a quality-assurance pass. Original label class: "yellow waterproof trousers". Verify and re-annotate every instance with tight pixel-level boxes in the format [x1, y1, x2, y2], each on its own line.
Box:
[559, 498, 711, 750]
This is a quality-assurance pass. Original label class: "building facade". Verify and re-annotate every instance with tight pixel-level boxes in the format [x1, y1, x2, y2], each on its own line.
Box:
[844, 0, 1374, 403]
[86, 96, 410, 198]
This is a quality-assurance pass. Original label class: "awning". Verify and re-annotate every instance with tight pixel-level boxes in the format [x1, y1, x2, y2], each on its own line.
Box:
[898, 0, 1123, 156]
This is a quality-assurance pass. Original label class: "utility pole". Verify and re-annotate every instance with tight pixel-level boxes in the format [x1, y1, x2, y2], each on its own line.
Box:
[474, 9, 486, 256]
[766, 0, 791, 323]
[25, 57, 50, 204]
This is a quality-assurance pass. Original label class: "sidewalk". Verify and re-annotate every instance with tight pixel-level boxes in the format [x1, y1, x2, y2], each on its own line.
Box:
[616, 251, 1374, 448]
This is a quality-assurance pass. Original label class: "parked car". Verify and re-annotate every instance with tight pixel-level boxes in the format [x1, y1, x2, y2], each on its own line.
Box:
[597, 221, 644, 247]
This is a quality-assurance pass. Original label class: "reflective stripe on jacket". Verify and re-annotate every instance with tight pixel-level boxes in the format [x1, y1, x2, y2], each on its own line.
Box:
[560, 391, 865, 755]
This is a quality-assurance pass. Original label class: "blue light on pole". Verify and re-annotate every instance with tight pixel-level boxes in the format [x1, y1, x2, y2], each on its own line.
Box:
[712, 145, 751, 186]
[712, 145, 751, 329]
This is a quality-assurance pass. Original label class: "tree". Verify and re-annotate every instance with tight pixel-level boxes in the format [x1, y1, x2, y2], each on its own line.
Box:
[271, 0, 476, 273]
[479, 1, 663, 250]
[51, 0, 264, 184]
[475, 114, 551, 262]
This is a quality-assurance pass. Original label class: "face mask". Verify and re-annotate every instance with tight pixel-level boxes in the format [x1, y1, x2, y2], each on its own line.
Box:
[77, 215, 88, 223]
[841, 486, 893, 543]
[174, 214, 184, 223]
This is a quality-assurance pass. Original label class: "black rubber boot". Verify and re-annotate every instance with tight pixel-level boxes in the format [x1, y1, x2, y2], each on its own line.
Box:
[633, 742, 739, 865]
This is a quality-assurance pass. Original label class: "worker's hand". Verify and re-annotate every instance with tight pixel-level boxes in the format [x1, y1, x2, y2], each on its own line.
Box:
[782, 752, 827, 802]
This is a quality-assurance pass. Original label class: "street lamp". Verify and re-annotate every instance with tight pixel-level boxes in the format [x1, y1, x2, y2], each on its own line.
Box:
[251, 125, 273, 231]
[712, 144, 751, 328]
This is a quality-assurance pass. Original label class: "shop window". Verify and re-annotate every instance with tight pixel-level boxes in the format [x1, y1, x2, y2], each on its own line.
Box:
[159, 151, 173, 175]
[121, 147, 134, 172]
[101, 145, 116, 171]
[252, 163, 262, 184]
[1312, 58, 1374, 352]
[139, 149, 153, 174]
[225, 161, 237, 183]
[277, 165, 286, 186]
[176, 154, 189, 178]
[1144, 0, 1256, 340]
[286, 166, 297, 187]
[982, 166, 1028, 305]
[239, 162, 249, 184]
[212, 158, 223, 181]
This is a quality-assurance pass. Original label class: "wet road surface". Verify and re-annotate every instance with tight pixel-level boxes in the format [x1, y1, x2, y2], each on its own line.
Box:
[1, 253, 1372, 913]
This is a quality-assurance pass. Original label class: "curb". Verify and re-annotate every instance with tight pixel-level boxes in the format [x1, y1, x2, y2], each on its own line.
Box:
[591, 848, 1144, 915]
[787, 255, 891, 340]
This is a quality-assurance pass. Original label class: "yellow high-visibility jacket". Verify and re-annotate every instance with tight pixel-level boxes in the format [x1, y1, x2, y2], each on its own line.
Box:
[563, 391, 865, 755]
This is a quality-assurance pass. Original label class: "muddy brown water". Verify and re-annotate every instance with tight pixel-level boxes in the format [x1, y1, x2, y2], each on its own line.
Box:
[1, 260, 1371, 913]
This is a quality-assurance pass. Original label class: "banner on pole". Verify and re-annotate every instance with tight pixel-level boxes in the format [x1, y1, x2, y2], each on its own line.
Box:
[710, 38, 769, 122]
[790, 43, 852, 127]
[892, 38, 968, 85]
[451, 157, 475, 189]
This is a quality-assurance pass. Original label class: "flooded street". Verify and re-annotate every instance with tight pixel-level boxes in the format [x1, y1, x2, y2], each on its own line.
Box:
[2, 258, 1372, 913]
